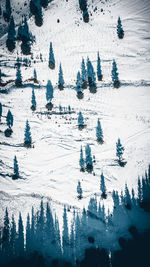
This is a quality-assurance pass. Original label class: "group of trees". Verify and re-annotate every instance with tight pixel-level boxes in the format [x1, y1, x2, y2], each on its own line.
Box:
[79, 144, 93, 173]
[0, 168, 150, 265]
[30, 0, 52, 27]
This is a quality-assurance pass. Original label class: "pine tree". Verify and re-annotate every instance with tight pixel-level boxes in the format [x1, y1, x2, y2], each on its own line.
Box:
[97, 52, 103, 81]
[79, 146, 85, 172]
[87, 57, 96, 93]
[62, 206, 69, 259]
[3, 0, 11, 22]
[18, 17, 32, 55]
[78, 111, 84, 130]
[26, 213, 31, 255]
[116, 138, 125, 166]
[76, 71, 84, 99]
[96, 119, 103, 143]
[49, 42, 55, 69]
[117, 17, 124, 39]
[81, 58, 87, 89]
[85, 144, 93, 172]
[31, 89, 36, 111]
[30, 0, 38, 16]
[58, 63, 64, 90]
[100, 173, 107, 198]
[0, 102, 2, 122]
[45, 203, 56, 255]
[17, 213, 24, 257]
[68, 105, 71, 113]
[33, 68, 37, 83]
[2, 208, 10, 258]
[35, 3, 43, 27]
[0, 5, 2, 16]
[6, 110, 13, 129]
[83, 8, 89, 23]
[124, 184, 132, 209]
[10, 215, 17, 259]
[0, 69, 2, 84]
[13, 155, 19, 179]
[46, 80, 54, 110]
[24, 120, 32, 147]
[40, 0, 48, 8]
[59, 105, 63, 113]
[6, 16, 16, 52]
[111, 60, 120, 88]
[77, 181, 83, 199]
[15, 64, 22, 87]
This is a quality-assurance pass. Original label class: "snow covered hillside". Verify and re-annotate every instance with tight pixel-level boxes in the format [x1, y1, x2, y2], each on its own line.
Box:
[0, 0, 150, 225]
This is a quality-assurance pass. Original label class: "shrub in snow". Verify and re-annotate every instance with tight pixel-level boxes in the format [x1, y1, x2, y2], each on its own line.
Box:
[117, 17, 124, 39]
[15, 64, 22, 87]
[85, 144, 93, 173]
[116, 138, 126, 166]
[100, 173, 107, 199]
[97, 52, 103, 81]
[12, 155, 19, 179]
[77, 181, 83, 199]
[79, 146, 85, 172]
[81, 58, 87, 89]
[78, 112, 84, 130]
[111, 60, 120, 88]
[6, 16, 16, 52]
[31, 89, 36, 111]
[96, 119, 104, 144]
[24, 120, 32, 148]
[76, 71, 84, 99]
[58, 63, 64, 90]
[46, 80, 54, 110]
[49, 42, 55, 69]
[3, 0, 11, 22]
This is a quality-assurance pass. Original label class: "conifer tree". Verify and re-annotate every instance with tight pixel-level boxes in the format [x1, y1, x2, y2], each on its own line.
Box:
[81, 58, 87, 89]
[2, 208, 10, 258]
[76, 71, 84, 99]
[79, 146, 85, 172]
[46, 80, 54, 110]
[96, 119, 103, 143]
[100, 173, 107, 198]
[78, 111, 84, 129]
[17, 213, 24, 257]
[10, 215, 16, 258]
[24, 120, 32, 147]
[35, 3, 43, 27]
[6, 16, 16, 52]
[111, 60, 120, 88]
[3, 0, 11, 22]
[116, 138, 125, 166]
[124, 184, 132, 209]
[30, 0, 38, 16]
[0, 102, 2, 122]
[31, 89, 36, 111]
[33, 68, 37, 83]
[15, 64, 22, 87]
[87, 57, 96, 93]
[26, 213, 31, 255]
[18, 17, 33, 55]
[13, 155, 19, 179]
[40, 0, 48, 8]
[83, 8, 89, 23]
[0, 69, 2, 84]
[6, 110, 13, 129]
[62, 206, 69, 258]
[117, 17, 124, 39]
[97, 52, 103, 81]
[0, 5, 2, 16]
[77, 181, 83, 199]
[58, 63, 64, 90]
[137, 177, 142, 204]
[68, 105, 71, 113]
[59, 105, 63, 114]
[49, 42, 55, 69]
[85, 144, 93, 172]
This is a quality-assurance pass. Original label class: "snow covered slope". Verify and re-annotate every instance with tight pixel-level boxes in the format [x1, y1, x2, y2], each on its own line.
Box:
[0, 0, 150, 218]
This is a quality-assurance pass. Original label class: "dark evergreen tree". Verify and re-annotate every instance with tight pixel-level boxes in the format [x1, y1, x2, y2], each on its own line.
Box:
[83, 8, 89, 23]
[58, 63, 64, 90]
[15, 64, 22, 87]
[116, 138, 125, 166]
[117, 17, 124, 39]
[0, 5, 2, 16]
[2, 208, 10, 259]
[81, 58, 87, 89]
[79, 0, 87, 11]
[3, 0, 11, 22]
[68, 105, 71, 113]
[13, 155, 19, 179]
[0, 69, 2, 84]
[6, 110, 13, 129]
[97, 52, 103, 81]
[78, 111, 84, 130]
[96, 119, 103, 143]
[0, 102, 2, 122]
[87, 57, 96, 93]
[33, 68, 37, 83]
[10, 215, 17, 259]
[46, 80, 54, 110]
[6, 16, 16, 52]
[30, 0, 38, 16]
[24, 120, 32, 148]
[18, 17, 33, 55]
[45, 203, 56, 255]
[35, 3, 43, 27]
[26, 213, 31, 255]
[85, 144, 93, 172]
[40, 0, 48, 8]
[124, 184, 132, 210]
[111, 60, 120, 88]
[17, 213, 24, 257]
[100, 173, 107, 199]
[77, 181, 83, 199]
[49, 42, 55, 69]
[31, 89, 36, 111]
[79, 146, 85, 172]
[76, 71, 84, 99]
[36, 200, 44, 252]
[62, 206, 69, 259]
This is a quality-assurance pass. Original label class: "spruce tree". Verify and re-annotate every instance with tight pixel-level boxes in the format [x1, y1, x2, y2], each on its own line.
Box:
[81, 58, 87, 89]
[116, 138, 125, 166]
[17, 213, 24, 257]
[77, 181, 83, 199]
[0, 69, 2, 84]
[13, 155, 19, 179]
[46, 80, 54, 110]
[124, 184, 132, 209]
[79, 146, 85, 172]
[87, 57, 96, 93]
[96, 119, 103, 143]
[18, 17, 32, 55]
[49, 42, 55, 69]
[40, 0, 48, 8]
[6, 110, 13, 129]
[62, 206, 69, 258]
[30, 0, 38, 16]
[24, 120, 32, 147]
[100, 173, 107, 199]
[26, 213, 31, 255]
[68, 105, 71, 113]
[117, 17, 124, 39]
[97, 52, 103, 81]
[83, 8, 89, 23]
[10, 215, 17, 258]
[31, 89, 36, 111]
[35, 3, 43, 27]
[15, 64, 22, 87]
[0, 102, 2, 122]
[33, 68, 37, 83]
[85, 144, 93, 172]
[78, 111, 84, 129]
[2, 208, 10, 258]
[3, 0, 11, 22]
[111, 60, 120, 88]
[6, 16, 16, 52]
[58, 63, 64, 90]
[0, 5, 2, 16]
[76, 71, 84, 99]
